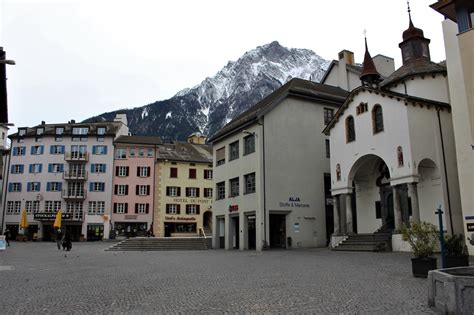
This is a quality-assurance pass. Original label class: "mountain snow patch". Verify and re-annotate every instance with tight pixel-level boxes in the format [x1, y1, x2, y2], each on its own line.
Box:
[166, 112, 172, 119]
[141, 107, 149, 119]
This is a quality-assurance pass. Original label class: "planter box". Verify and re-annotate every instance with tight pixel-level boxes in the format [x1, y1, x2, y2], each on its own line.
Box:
[428, 267, 474, 314]
[412, 257, 437, 278]
[445, 256, 470, 268]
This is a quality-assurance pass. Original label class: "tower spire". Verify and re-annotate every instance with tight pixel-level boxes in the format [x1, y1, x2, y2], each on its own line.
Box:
[359, 32, 381, 88]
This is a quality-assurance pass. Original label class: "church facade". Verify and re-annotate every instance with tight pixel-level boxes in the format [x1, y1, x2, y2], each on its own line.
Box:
[324, 13, 464, 250]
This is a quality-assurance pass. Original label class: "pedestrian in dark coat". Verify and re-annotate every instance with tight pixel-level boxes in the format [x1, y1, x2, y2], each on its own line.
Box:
[4, 229, 10, 246]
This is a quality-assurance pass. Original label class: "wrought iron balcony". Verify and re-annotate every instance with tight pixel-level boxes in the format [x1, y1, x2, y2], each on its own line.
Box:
[64, 152, 89, 162]
[63, 170, 88, 181]
[61, 189, 87, 200]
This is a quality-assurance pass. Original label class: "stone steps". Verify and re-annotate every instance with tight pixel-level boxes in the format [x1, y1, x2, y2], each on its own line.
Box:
[333, 233, 392, 252]
[106, 237, 211, 251]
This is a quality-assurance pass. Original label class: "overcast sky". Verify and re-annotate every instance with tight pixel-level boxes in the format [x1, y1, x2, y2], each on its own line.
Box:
[1, 0, 445, 131]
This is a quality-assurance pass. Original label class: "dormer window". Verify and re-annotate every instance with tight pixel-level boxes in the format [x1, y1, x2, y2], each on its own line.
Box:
[72, 127, 89, 142]
[97, 127, 106, 135]
[18, 128, 26, 137]
[36, 128, 44, 136]
[55, 127, 64, 135]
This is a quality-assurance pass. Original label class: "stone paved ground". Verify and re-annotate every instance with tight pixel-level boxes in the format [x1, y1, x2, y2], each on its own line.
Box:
[0, 242, 438, 314]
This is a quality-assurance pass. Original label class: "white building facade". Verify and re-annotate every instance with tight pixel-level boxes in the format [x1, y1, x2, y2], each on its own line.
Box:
[211, 78, 348, 251]
[2, 115, 128, 241]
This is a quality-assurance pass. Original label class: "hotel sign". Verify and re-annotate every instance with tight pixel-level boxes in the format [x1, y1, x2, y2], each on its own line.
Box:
[172, 198, 210, 204]
[34, 213, 73, 221]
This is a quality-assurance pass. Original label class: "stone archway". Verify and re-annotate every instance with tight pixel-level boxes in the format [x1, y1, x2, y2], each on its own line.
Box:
[347, 154, 393, 233]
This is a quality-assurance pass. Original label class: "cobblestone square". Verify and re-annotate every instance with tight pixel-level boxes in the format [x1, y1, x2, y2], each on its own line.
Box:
[0, 242, 436, 313]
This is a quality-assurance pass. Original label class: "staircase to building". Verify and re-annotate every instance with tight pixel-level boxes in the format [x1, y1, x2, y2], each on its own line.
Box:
[332, 226, 392, 252]
[105, 237, 212, 251]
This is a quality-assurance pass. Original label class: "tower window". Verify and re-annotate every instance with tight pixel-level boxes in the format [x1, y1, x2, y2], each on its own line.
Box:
[346, 116, 355, 143]
[372, 105, 384, 134]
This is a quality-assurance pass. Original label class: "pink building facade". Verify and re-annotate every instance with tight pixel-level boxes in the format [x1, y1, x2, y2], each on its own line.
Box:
[111, 136, 161, 238]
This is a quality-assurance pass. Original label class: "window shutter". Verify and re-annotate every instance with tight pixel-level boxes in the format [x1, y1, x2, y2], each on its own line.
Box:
[92, 146, 97, 154]
[185, 188, 189, 197]
[58, 182, 62, 191]
[135, 203, 138, 214]
[114, 185, 118, 195]
[59, 164, 64, 172]
[30, 146, 34, 155]
[177, 204, 181, 214]
[197, 205, 200, 215]
[147, 167, 150, 176]
[8, 183, 12, 192]
[19, 183, 22, 191]
[103, 165, 106, 172]
[39, 164, 43, 173]
[146, 185, 150, 195]
[20, 165, 24, 173]
[46, 182, 51, 192]
[177, 187, 181, 196]
[100, 183, 105, 192]
[126, 167, 129, 176]
[40, 146, 44, 154]
[124, 203, 128, 214]
[136, 185, 139, 195]
[90, 164, 95, 173]
[37, 183, 40, 191]
[146, 204, 149, 214]
[125, 185, 129, 195]
[89, 183, 94, 191]
[48, 164, 53, 173]
[50, 146, 54, 154]
[196, 188, 200, 197]
[13, 148, 17, 156]
[29, 164, 33, 173]
[61, 145, 65, 154]
[103, 146, 108, 154]
[115, 166, 119, 176]
[10, 165, 14, 173]
[137, 167, 140, 177]
[27, 182, 31, 192]
[113, 203, 117, 213]
[166, 187, 170, 196]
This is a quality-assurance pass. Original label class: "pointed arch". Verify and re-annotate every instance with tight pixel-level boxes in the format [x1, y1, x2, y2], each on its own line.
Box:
[372, 104, 384, 134]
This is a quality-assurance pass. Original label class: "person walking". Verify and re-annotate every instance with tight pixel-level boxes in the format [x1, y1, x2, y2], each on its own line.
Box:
[56, 229, 63, 250]
[4, 229, 10, 246]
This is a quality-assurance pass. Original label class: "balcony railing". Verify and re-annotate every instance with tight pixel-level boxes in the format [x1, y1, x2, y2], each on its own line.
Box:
[63, 170, 88, 181]
[61, 189, 87, 200]
[64, 152, 89, 162]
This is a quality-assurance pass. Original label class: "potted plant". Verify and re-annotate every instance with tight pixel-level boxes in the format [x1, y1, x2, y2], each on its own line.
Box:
[445, 234, 469, 268]
[401, 221, 438, 278]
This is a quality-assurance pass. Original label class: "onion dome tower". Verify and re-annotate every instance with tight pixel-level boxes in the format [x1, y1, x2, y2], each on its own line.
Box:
[399, 2, 431, 65]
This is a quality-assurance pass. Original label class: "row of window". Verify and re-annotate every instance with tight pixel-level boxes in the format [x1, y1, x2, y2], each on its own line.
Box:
[6, 200, 88, 219]
[165, 204, 201, 215]
[165, 186, 213, 198]
[112, 203, 150, 214]
[113, 185, 151, 196]
[115, 166, 150, 177]
[8, 182, 63, 192]
[18, 126, 107, 143]
[346, 104, 384, 143]
[115, 147, 154, 159]
[215, 172, 256, 200]
[216, 133, 255, 166]
[10, 163, 106, 174]
[169, 167, 213, 180]
[12, 145, 108, 156]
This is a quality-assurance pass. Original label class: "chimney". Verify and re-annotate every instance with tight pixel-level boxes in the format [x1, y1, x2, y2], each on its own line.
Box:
[70, 119, 76, 124]
[187, 132, 206, 144]
[41, 121, 45, 125]
[337, 50, 354, 91]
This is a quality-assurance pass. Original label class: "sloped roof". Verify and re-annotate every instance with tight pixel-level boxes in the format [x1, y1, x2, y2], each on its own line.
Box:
[320, 60, 363, 85]
[209, 78, 349, 142]
[157, 142, 212, 163]
[322, 86, 450, 135]
[381, 59, 446, 88]
[115, 135, 162, 145]
[9, 121, 124, 139]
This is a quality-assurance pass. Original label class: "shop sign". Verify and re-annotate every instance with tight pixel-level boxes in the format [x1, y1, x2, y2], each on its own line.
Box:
[229, 205, 238, 213]
[279, 197, 310, 208]
[467, 223, 474, 232]
[34, 213, 73, 221]
[165, 216, 196, 221]
[124, 215, 138, 220]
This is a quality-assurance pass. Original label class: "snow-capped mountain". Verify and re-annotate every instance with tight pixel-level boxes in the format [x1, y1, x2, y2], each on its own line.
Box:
[84, 41, 330, 140]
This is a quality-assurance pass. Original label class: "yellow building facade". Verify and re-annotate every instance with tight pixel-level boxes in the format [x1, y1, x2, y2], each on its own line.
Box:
[153, 142, 213, 237]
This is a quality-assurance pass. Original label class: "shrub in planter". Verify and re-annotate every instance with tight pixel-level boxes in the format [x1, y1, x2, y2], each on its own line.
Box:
[445, 234, 469, 268]
[401, 221, 438, 278]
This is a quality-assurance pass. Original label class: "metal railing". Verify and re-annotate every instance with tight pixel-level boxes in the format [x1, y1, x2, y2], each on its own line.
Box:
[64, 152, 89, 162]
[63, 170, 88, 180]
[61, 189, 87, 200]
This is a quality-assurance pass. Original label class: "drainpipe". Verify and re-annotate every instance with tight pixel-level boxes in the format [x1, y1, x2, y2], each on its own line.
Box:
[437, 109, 454, 234]
[258, 118, 267, 249]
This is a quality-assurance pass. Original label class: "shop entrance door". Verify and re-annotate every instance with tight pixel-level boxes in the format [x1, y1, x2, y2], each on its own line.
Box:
[232, 217, 239, 249]
[269, 214, 286, 248]
[247, 216, 256, 250]
[87, 225, 104, 241]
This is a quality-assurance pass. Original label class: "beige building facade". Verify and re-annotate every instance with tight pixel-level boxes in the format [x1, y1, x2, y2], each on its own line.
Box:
[153, 142, 213, 237]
